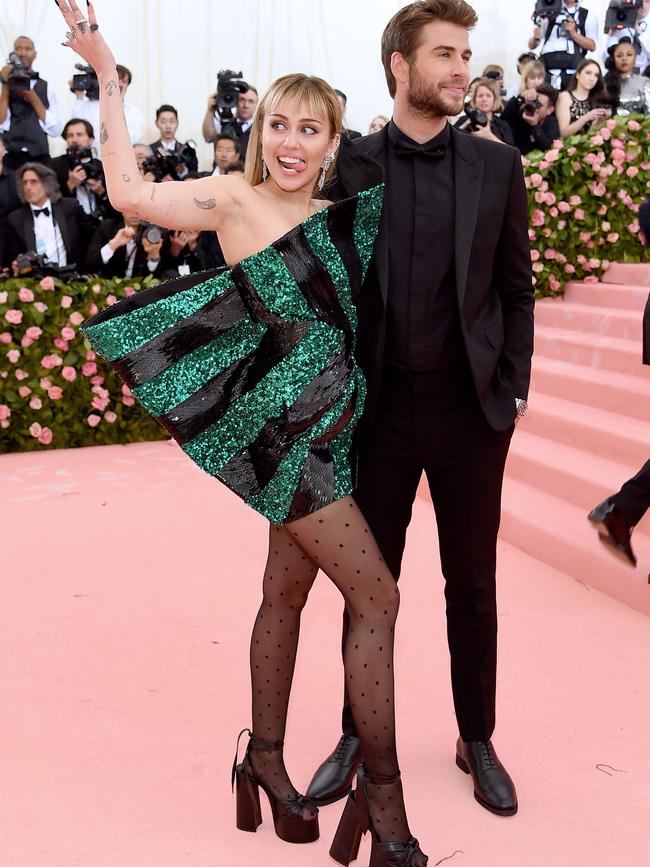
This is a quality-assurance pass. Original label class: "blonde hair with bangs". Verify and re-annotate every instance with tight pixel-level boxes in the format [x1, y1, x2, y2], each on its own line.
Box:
[519, 60, 546, 94]
[245, 73, 342, 193]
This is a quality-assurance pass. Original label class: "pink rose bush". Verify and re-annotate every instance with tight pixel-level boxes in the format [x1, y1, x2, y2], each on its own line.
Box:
[0, 274, 166, 452]
[523, 115, 649, 297]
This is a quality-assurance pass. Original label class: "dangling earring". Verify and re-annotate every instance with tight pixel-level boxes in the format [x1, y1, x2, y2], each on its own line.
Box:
[262, 161, 269, 181]
[319, 153, 334, 191]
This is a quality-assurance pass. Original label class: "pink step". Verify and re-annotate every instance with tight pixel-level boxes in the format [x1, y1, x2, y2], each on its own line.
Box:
[602, 262, 650, 287]
[531, 357, 650, 422]
[524, 392, 649, 467]
[500, 476, 650, 616]
[564, 281, 647, 311]
[506, 428, 639, 511]
[534, 325, 641, 375]
[535, 299, 642, 342]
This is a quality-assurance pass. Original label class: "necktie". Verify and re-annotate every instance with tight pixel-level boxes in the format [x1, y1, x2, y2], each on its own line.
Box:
[33, 207, 50, 217]
[394, 141, 446, 159]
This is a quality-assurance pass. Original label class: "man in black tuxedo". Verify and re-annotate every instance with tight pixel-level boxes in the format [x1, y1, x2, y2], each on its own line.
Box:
[4, 161, 92, 272]
[148, 104, 199, 177]
[85, 209, 172, 279]
[307, 0, 534, 818]
[0, 132, 20, 270]
[588, 198, 650, 567]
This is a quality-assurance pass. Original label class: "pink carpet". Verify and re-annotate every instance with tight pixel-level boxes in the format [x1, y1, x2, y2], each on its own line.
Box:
[2, 439, 649, 867]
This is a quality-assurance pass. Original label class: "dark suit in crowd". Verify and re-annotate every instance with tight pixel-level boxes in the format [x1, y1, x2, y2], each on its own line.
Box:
[148, 139, 199, 175]
[4, 197, 92, 269]
[0, 165, 20, 267]
[329, 122, 535, 742]
[49, 153, 118, 224]
[85, 216, 172, 279]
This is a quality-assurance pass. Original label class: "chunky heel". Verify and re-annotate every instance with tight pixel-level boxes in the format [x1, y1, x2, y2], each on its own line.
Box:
[235, 763, 262, 832]
[455, 753, 470, 774]
[329, 792, 364, 865]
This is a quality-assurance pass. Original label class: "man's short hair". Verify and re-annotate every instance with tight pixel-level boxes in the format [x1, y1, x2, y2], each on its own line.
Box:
[535, 82, 558, 107]
[381, 0, 478, 98]
[638, 198, 650, 245]
[223, 160, 245, 175]
[116, 64, 132, 84]
[334, 89, 348, 105]
[62, 118, 95, 141]
[215, 133, 240, 151]
[156, 104, 178, 120]
[16, 162, 62, 204]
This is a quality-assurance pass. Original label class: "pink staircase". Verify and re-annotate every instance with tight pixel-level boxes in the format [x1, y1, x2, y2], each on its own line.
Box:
[415, 265, 650, 616]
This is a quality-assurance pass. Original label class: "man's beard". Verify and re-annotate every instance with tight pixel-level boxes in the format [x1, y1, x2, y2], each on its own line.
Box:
[407, 64, 466, 120]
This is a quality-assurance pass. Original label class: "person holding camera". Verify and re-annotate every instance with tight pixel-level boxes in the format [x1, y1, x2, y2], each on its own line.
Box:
[85, 210, 172, 278]
[505, 52, 538, 99]
[149, 104, 199, 177]
[556, 59, 611, 136]
[454, 77, 515, 144]
[201, 80, 258, 160]
[502, 81, 560, 153]
[605, 36, 650, 115]
[604, 0, 650, 74]
[71, 63, 144, 145]
[0, 36, 63, 171]
[529, 1, 598, 90]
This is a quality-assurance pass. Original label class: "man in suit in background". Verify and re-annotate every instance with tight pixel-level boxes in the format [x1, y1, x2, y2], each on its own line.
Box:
[334, 89, 362, 139]
[85, 210, 171, 279]
[4, 161, 91, 272]
[307, 0, 534, 819]
[0, 132, 20, 269]
[588, 198, 650, 567]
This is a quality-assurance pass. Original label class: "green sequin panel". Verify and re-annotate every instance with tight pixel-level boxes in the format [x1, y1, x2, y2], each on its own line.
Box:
[355, 185, 384, 275]
[303, 216, 357, 334]
[239, 246, 316, 322]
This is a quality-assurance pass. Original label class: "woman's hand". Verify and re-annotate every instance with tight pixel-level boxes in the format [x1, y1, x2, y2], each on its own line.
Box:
[55, 0, 116, 74]
[587, 107, 610, 123]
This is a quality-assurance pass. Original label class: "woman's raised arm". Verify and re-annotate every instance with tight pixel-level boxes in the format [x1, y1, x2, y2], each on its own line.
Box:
[55, 0, 241, 231]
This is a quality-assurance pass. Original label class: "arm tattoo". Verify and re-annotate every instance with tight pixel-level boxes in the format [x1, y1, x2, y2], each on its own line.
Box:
[105, 80, 118, 97]
[165, 199, 177, 219]
[193, 196, 217, 210]
[100, 123, 108, 144]
[150, 187, 156, 201]
[122, 174, 131, 182]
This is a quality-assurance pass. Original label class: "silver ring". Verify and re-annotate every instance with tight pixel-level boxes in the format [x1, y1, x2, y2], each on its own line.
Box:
[65, 30, 76, 40]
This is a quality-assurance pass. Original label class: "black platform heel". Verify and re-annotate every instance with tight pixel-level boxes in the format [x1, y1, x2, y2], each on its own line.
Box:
[231, 728, 320, 844]
[330, 766, 427, 866]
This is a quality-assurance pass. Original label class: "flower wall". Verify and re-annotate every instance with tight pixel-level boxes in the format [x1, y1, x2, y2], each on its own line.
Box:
[523, 114, 650, 297]
[1, 275, 167, 453]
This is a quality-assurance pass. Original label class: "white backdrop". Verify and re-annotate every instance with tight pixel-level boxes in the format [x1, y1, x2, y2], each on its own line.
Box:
[0, 0, 616, 167]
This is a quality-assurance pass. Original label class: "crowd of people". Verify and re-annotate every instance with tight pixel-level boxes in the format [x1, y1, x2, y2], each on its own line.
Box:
[1, 1, 649, 280]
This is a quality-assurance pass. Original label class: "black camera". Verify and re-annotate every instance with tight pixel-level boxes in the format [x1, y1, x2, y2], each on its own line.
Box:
[5, 51, 39, 89]
[455, 105, 489, 133]
[534, 0, 563, 20]
[135, 222, 169, 245]
[70, 63, 100, 100]
[484, 69, 507, 97]
[605, 0, 642, 31]
[214, 69, 251, 138]
[66, 145, 104, 181]
[14, 250, 78, 278]
[522, 97, 543, 116]
[142, 141, 197, 182]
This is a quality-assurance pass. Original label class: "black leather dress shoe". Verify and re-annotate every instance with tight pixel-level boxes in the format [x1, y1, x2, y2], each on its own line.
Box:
[455, 738, 518, 816]
[306, 735, 362, 806]
[588, 499, 636, 567]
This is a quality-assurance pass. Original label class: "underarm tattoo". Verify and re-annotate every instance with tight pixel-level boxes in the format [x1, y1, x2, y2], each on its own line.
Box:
[105, 80, 118, 97]
[150, 186, 156, 201]
[193, 196, 217, 210]
[165, 199, 177, 219]
[100, 123, 108, 144]
[122, 174, 131, 182]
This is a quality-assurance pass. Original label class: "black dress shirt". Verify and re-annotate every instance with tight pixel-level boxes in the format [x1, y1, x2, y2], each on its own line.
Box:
[384, 120, 465, 372]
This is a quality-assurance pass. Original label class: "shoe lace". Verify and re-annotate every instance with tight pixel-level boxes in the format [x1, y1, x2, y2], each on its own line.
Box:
[333, 735, 353, 761]
[479, 740, 496, 769]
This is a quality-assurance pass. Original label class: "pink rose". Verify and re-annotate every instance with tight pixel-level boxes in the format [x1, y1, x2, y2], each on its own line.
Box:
[38, 427, 53, 445]
[53, 338, 69, 352]
[61, 366, 77, 382]
[86, 350, 96, 361]
[41, 354, 63, 369]
[92, 396, 109, 412]
[534, 191, 546, 204]
[574, 209, 585, 220]
[18, 287, 35, 302]
[628, 221, 640, 234]
[558, 201, 571, 213]
[600, 128, 612, 141]
[82, 362, 97, 377]
[544, 249, 557, 260]
[88, 303, 98, 315]
[90, 375, 105, 387]
[529, 173, 543, 188]
[15, 369, 28, 381]
[549, 276, 561, 292]
[122, 395, 135, 407]
[4, 309, 22, 325]
[545, 149, 560, 162]
[0, 332, 11, 344]
[584, 152, 598, 166]
[542, 227, 552, 237]
[104, 411, 117, 424]
[602, 221, 611, 232]
[532, 262, 544, 273]
[60, 295, 73, 309]
[607, 232, 619, 244]
[532, 209, 545, 227]
[7, 349, 20, 363]
[528, 229, 537, 241]
[579, 232, 592, 243]
[106, 294, 117, 306]
[33, 302, 47, 313]
[642, 162, 650, 171]
[584, 275, 599, 284]
[26, 326, 42, 340]
[557, 220, 566, 230]
[606, 118, 617, 130]
[39, 276, 55, 291]
[628, 119, 641, 132]
[29, 422, 42, 438]
[569, 195, 582, 206]
[0, 291, 7, 304]
[22, 336, 35, 347]
[68, 311, 84, 326]
[626, 166, 639, 178]
[566, 146, 577, 155]
[124, 286, 136, 297]
[91, 385, 109, 399]
[61, 326, 76, 341]
[590, 135, 604, 147]
[531, 250, 540, 262]
[564, 264, 576, 275]
[18, 386, 32, 398]
[87, 414, 101, 427]
[121, 384, 132, 397]
[590, 182, 606, 197]
[598, 204, 608, 216]
[40, 377, 52, 389]
[611, 147, 625, 162]
[0, 404, 11, 421]
[48, 386, 63, 400]
[549, 207, 558, 218]
[29, 397, 42, 410]
[588, 258, 601, 269]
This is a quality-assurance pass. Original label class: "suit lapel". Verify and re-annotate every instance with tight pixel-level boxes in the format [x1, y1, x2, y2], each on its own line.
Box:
[52, 201, 72, 259]
[452, 128, 484, 309]
[22, 207, 36, 252]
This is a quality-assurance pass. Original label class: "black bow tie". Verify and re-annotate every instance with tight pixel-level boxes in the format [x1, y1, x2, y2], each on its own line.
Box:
[394, 141, 446, 160]
[33, 206, 50, 217]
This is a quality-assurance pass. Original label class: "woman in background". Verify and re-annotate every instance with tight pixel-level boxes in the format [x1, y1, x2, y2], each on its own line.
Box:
[556, 59, 611, 137]
[605, 37, 650, 117]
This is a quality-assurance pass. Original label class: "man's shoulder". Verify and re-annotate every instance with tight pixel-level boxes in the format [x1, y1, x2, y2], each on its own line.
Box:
[8, 203, 28, 226]
[452, 127, 518, 166]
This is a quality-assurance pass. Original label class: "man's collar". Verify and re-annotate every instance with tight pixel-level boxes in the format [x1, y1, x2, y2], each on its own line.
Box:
[387, 119, 450, 151]
[30, 198, 51, 211]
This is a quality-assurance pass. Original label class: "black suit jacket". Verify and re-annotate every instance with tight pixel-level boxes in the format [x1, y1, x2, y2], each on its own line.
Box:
[85, 217, 171, 279]
[329, 124, 535, 431]
[5, 198, 93, 269]
[643, 293, 650, 366]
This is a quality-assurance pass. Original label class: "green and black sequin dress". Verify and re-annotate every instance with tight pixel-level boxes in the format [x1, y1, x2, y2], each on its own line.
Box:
[81, 184, 383, 525]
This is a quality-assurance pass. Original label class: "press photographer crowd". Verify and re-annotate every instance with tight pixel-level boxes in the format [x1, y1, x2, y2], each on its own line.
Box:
[0, 0, 649, 281]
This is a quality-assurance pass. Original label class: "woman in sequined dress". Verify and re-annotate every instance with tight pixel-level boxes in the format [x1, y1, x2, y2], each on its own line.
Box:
[55, 3, 428, 866]
[605, 37, 650, 117]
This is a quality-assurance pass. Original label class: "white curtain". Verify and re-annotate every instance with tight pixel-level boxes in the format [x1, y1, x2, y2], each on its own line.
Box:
[0, 0, 617, 167]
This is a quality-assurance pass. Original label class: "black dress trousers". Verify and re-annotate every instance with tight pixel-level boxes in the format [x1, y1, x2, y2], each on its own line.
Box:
[611, 460, 650, 527]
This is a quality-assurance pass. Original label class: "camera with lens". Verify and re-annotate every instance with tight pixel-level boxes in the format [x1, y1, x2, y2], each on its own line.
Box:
[533, 0, 563, 23]
[455, 105, 489, 133]
[66, 145, 104, 182]
[4, 51, 39, 89]
[14, 250, 78, 278]
[70, 63, 100, 100]
[605, 0, 642, 31]
[142, 141, 197, 182]
[522, 97, 542, 116]
[135, 222, 169, 246]
[484, 69, 507, 98]
[214, 69, 250, 138]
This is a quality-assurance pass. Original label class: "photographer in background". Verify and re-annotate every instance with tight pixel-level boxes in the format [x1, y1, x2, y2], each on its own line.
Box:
[149, 104, 199, 177]
[85, 210, 172, 279]
[455, 78, 515, 144]
[556, 59, 611, 136]
[502, 81, 560, 154]
[506, 52, 538, 99]
[604, 0, 650, 73]
[71, 63, 143, 145]
[0, 36, 62, 170]
[202, 72, 258, 161]
[49, 118, 116, 223]
[529, 1, 598, 90]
